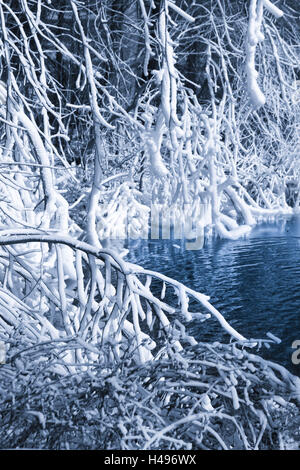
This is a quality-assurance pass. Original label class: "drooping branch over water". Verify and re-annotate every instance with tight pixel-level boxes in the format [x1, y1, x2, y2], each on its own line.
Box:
[0, 232, 248, 366]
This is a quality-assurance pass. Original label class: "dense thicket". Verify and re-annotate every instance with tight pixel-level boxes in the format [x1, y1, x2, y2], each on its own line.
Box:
[1, 1, 299, 242]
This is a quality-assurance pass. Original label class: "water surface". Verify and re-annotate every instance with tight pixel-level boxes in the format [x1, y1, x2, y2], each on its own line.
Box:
[126, 216, 300, 375]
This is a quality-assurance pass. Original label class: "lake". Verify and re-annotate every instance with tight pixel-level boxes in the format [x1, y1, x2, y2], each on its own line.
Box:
[125, 216, 300, 375]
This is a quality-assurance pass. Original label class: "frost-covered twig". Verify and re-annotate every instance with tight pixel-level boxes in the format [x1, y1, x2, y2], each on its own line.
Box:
[245, 0, 283, 110]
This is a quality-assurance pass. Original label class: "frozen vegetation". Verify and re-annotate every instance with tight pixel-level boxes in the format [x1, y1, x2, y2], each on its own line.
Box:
[0, 0, 299, 450]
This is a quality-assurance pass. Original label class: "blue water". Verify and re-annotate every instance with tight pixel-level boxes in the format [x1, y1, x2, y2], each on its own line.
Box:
[125, 216, 300, 375]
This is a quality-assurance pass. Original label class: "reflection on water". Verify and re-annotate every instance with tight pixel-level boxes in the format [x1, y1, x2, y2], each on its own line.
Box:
[126, 216, 300, 375]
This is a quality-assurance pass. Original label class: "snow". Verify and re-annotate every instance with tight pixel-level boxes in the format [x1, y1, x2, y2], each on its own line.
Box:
[245, 0, 283, 110]
[167, 1, 195, 23]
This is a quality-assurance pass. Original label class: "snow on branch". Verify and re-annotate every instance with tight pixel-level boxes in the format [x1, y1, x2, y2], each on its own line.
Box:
[167, 1, 195, 23]
[0, 231, 250, 369]
[263, 0, 283, 18]
[245, 0, 283, 110]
